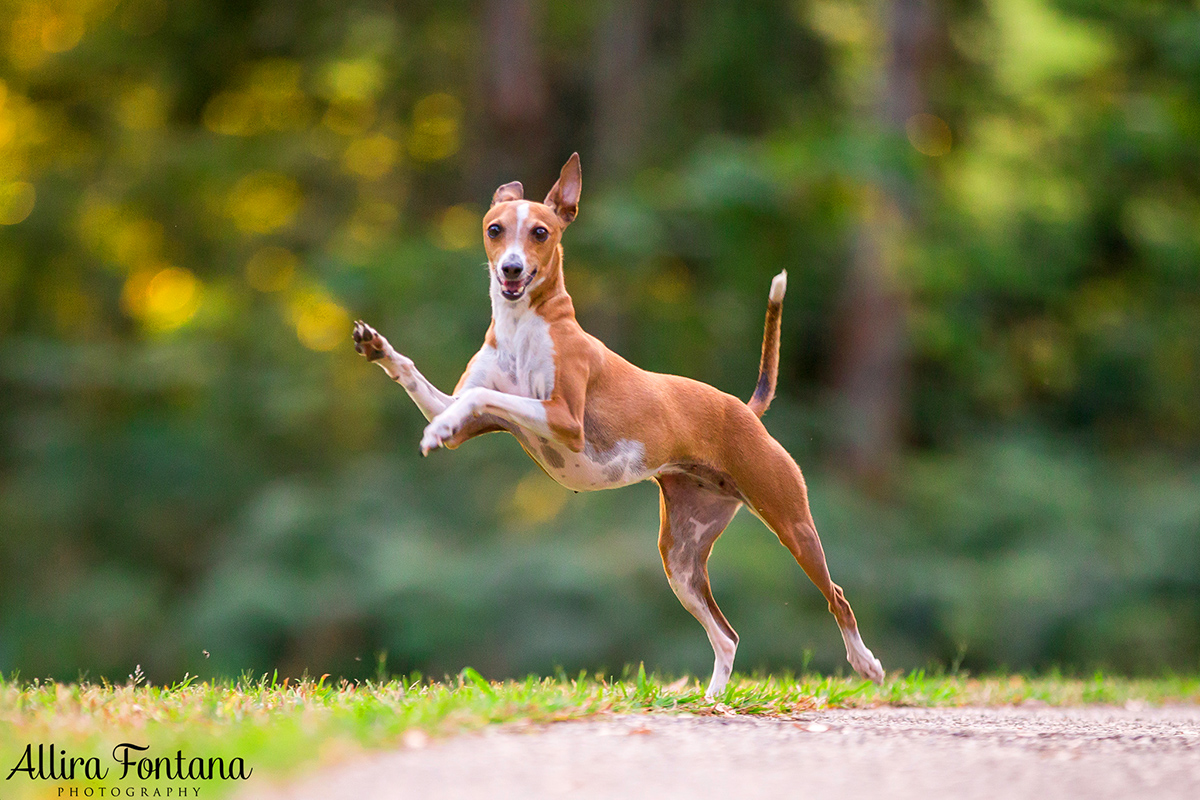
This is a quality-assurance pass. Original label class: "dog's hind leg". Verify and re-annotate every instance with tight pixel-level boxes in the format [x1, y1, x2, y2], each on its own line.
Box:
[771, 515, 884, 683]
[656, 473, 743, 699]
[723, 427, 885, 684]
[742, 468, 884, 682]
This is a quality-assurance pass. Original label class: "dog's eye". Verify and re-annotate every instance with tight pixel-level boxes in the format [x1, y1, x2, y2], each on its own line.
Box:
[487, 224, 502, 239]
[532, 226, 549, 243]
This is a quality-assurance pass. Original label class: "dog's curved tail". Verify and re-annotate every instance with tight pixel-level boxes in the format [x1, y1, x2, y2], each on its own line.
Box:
[747, 270, 787, 418]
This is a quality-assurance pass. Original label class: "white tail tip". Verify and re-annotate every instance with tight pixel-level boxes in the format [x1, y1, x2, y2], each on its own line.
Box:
[769, 270, 787, 303]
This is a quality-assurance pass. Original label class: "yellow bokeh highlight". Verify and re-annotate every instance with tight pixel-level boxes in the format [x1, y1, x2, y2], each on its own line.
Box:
[227, 171, 302, 234]
[203, 92, 256, 136]
[9, 6, 46, 69]
[990, 0, 1117, 95]
[118, 83, 168, 130]
[289, 287, 351, 352]
[648, 262, 691, 305]
[8, 3, 92, 68]
[906, 113, 953, 157]
[0, 181, 36, 225]
[245, 245, 298, 292]
[321, 60, 384, 103]
[202, 59, 312, 137]
[436, 204, 478, 251]
[322, 99, 376, 136]
[508, 470, 568, 526]
[342, 133, 400, 180]
[76, 196, 119, 253]
[806, 0, 871, 46]
[0, 80, 10, 147]
[408, 93, 461, 162]
[41, 9, 86, 53]
[0, 87, 40, 180]
[345, 198, 398, 244]
[121, 264, 202, 332]
[111, 216, 165, 268]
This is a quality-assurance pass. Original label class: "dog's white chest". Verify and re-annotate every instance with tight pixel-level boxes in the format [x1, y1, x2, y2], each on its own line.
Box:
[490, 306, 556, 400]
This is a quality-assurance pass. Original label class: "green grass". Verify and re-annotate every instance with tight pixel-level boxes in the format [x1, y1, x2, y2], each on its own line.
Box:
[1, 668, 1197, 798]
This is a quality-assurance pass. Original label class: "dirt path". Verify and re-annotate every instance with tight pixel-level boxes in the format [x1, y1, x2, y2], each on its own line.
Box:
[248, 705, 1200, 799]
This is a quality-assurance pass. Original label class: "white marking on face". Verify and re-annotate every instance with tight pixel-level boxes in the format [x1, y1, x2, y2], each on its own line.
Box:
[497, 202, 531, 272]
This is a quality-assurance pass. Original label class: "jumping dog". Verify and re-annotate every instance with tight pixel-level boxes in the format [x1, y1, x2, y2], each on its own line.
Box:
[352, 153, 885, 696]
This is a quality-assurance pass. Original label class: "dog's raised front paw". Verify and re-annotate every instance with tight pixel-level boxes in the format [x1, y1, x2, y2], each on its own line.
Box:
[352, 320, 388, 361]
[420, 417, 456, 456]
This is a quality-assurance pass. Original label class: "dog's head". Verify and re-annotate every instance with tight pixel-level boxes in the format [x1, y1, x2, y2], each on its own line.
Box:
[482, 153, 581, 303]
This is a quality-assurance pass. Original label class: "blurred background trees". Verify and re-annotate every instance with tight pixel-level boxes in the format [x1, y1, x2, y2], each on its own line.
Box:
[0, 0, 1197, 683]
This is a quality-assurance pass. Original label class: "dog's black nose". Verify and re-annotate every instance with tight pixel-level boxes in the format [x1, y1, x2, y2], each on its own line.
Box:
[500, 260, 523, 280]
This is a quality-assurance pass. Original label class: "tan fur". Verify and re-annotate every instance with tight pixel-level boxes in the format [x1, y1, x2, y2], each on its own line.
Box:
[354, 153, 883, 696]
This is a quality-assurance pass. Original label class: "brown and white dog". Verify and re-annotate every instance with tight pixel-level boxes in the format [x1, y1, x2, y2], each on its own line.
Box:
[352, 153, 884, 696]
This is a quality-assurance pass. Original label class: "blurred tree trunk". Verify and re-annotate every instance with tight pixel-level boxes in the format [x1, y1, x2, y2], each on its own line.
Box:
[830, 0, 935, 486]
[593, 0, 651, 178]
[474, 0, 551, 195]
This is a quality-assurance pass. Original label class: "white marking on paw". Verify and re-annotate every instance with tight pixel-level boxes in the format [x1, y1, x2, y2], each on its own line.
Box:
[841, 628, 884, 683]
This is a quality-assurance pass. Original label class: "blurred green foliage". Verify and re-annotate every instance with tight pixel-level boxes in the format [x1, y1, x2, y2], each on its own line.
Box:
[0, 0, 1197, 682]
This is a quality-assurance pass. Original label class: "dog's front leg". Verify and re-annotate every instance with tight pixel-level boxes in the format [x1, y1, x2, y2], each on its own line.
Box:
[420, 388, 574, 456]
[353, 320, 453, 421]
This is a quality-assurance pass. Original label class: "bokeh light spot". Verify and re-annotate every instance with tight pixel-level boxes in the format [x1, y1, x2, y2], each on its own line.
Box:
[245, 246, 298, 292]
[807, 0, 870, 46]
[41, 10, 85, 53]
[203, 59, 311, 137]
[343, 133, 399, 180]
[0, 181, 36, 225]
[9, 7, 47, 70]
[118, 84, 168, 130]
[111, 217, 165, 268]
[906, 113, 953, 157]
[436, 205, 478, 251]
[408, 94, 462, 162]
[321, 60, 384, 103]
[322, 99, 375, 136]
[122, 265, 202, 331]
[203, 91, 257, 136]
[227, 172, 302, 234]
[290, 288, 351, 351]
[508, 470, 568, 526]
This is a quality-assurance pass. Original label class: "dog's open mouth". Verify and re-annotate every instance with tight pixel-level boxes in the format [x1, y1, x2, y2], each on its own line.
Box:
[499, 269, 536, 301]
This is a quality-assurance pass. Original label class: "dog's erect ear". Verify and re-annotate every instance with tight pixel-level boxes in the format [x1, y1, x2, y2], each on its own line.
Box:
[491, 181, 524, 207]
[544, 153, 581, 224]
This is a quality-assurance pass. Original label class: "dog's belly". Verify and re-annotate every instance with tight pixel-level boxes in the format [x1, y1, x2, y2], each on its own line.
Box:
[524, 435, 650, 491]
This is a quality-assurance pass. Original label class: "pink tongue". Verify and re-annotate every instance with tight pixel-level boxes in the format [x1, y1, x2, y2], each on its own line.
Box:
[505, 281, 522, 291]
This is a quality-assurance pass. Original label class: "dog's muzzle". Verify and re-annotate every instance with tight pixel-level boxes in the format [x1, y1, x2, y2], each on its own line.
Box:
[497, 259, 536, 300]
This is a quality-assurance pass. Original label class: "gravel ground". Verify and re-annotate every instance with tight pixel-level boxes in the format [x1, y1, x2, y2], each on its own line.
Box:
[248, 705, 1200, 799]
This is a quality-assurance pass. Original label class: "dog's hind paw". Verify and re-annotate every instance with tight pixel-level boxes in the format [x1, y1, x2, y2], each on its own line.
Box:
[849, 650, 885, 684]
[843, 629, 885, 684]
